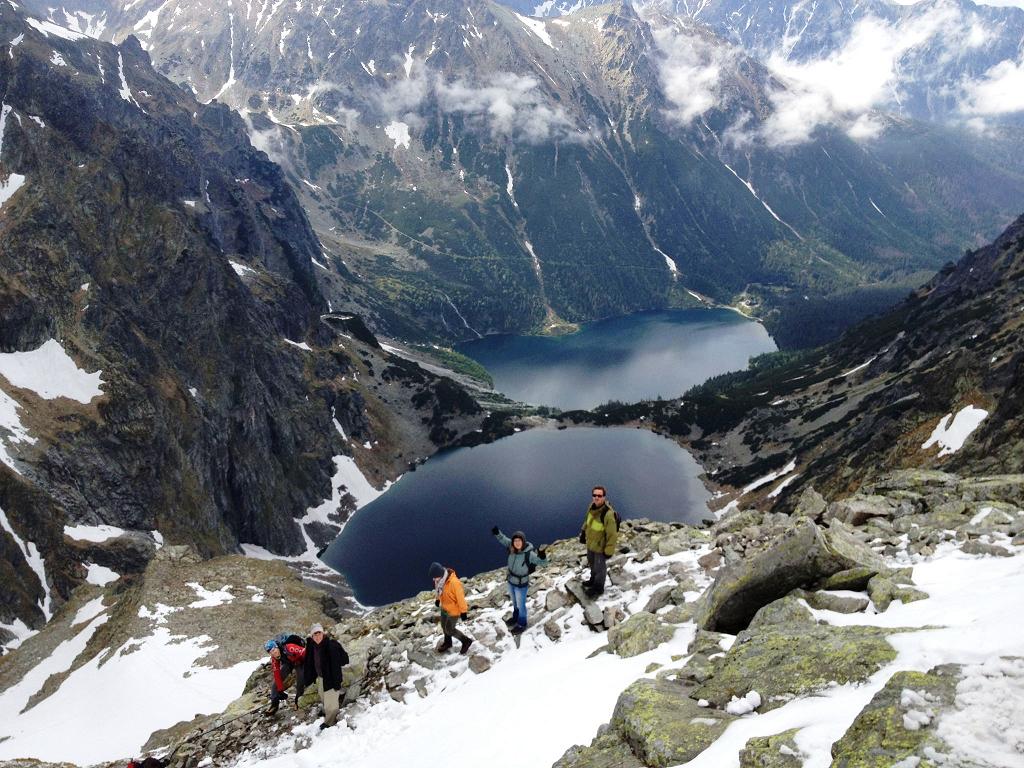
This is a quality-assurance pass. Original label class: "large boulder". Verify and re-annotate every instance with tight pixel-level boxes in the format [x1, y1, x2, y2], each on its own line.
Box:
[824, 496, 898, 526]
[694, 519, 882, 633]
[553, 729, 646, 768]
[607, 612, 676, 658]
[830, 666, 959, 767]
[693, 624, 897, 711]
[739, 729, 803, 768]
[612, 679, 735, 767]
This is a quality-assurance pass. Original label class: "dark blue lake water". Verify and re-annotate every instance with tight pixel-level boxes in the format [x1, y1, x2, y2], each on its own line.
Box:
[455, 308, 775, 410]
[322, 427, 712, 606]
[323, 309, 775, 606]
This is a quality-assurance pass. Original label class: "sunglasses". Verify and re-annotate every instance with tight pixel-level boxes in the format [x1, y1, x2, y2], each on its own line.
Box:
[592, 493, 605, 498]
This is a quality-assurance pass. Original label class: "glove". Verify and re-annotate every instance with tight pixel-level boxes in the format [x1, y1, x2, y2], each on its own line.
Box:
[578, 530, 586, 544]
[460, 613, 468, 620]
[434, 599, 440, 607]
[491, 526, 500, 536]
[538, 548, 547, 559]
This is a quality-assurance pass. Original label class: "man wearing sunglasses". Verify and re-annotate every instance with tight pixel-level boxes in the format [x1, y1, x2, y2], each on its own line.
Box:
[579, 485, 618, 597]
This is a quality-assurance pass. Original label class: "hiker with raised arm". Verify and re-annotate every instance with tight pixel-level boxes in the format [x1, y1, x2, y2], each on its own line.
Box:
[579, 485, 619, 597]
[429, 562, 473, 654]
[491, 527, 547, 634]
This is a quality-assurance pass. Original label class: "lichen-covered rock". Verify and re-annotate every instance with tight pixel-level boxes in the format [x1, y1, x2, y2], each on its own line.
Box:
[819, 567, 877, 591]
[793, 487, 827, 521]
[747, 594, 814, 630]
[867, 576, 928, 612]
[552, 728, 646, 768]
[607, 612, 676, 658]
[612, 679, 734, 767]
[739, 728, 803, 767]
[694, 519, 879, 633]
[825, 496, 897, 526]
[960, 540, 1013, 557]
[830, 666, 959, 767]
[693, 625, 897, 711]
[804, 591, 869, 614]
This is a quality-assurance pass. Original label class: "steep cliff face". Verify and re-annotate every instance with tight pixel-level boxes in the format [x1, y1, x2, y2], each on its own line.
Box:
[588, 213, 1024, 505]
[0, 3, 484, 647]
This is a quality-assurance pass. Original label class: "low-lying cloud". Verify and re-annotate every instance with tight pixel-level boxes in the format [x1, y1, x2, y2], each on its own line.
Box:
[654, 26, 736, 125]
[372, 65, 586, 144]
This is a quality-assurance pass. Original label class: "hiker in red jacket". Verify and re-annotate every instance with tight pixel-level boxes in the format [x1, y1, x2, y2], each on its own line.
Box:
[263, 633, 307, 714]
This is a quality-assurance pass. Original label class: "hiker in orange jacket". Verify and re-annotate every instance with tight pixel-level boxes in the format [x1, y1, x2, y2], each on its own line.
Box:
[429, 562, 473, 655]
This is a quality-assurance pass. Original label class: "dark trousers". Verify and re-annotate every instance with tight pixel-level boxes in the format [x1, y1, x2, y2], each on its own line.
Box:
[270, 659, 305, 702]
[586, 550, 607, 590]
[440, 612, 469, 643]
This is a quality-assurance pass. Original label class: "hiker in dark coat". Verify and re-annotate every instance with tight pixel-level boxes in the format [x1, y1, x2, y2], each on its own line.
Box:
[263, 633, 307, 714]
[491, 527, 547, 634]
[580, 485, 618, 597]
[300, 623, 349, 730]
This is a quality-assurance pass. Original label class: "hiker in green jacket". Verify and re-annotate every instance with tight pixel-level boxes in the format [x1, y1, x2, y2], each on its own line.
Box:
[580, 485, 618, 597]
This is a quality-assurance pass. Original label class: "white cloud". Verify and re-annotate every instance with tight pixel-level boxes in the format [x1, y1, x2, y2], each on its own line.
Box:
[958, 56, 1024, 116]
[436, 72, 584, 143]
[653, 26, 736, 125]
[750, 4, 1011, 146]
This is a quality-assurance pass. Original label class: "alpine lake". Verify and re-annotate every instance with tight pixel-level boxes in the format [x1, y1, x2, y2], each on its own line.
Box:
[323, 309, 776, 606]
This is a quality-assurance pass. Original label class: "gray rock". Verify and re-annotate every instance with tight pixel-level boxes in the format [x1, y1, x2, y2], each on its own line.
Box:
[695, 519, 881, 633]
[545, 589, 570, 612]
[867, 576, 928, 612]
[468, 655, 491, 674]
[552, 729, 646, 768]
[585, 604, 605, 628]
[697, 550, 724, 572]
[792, 487, 827, 521]
[642, 585, 674, 614]
[960, 540, 1013, 557]
[819, 566, 877, 591]
[825, 496, 897, 526]
[603, 606, 625, 630]
[612, 679, 734, 767]
[804, 591, 869, 614]
[607, 612, 676, 658]
[747, 594, 814, 630]
[544, 619, 562, 641]
[739, 729, 803, 767]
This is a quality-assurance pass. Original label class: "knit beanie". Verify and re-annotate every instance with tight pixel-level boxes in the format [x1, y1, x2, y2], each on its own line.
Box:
[428, 562, 445, 579]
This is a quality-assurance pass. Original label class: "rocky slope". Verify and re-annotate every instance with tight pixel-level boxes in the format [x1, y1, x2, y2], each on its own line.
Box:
[0, 2, 486, 650]
[581, 211, 1024, 509]
[18, 0, 1024, 348]
[4, 468, 1018, 766]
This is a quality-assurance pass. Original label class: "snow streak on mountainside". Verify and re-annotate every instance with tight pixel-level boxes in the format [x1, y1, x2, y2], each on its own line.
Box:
[19, 0, 1024, 348]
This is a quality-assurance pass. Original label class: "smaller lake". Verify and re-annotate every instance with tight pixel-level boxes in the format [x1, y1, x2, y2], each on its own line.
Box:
[456, 308, 776, 411]
[322, 427, 710, 606]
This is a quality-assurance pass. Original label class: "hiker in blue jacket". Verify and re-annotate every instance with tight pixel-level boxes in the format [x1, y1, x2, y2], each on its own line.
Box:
[491, 527, 548, 634]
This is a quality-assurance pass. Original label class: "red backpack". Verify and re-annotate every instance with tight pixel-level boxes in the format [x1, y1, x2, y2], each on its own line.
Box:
[282, 642, 306, 664]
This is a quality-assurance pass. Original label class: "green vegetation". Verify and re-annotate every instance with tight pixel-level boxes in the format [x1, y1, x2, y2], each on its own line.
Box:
[413, 345, 494, 388]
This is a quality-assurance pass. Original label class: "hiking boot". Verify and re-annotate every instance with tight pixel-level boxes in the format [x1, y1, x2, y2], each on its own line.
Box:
[265, 699, 280, 715]
[510, 624, 525, 635]
[319, 721, 333, 731]
[459, 638, 473, 655]
[436, 639, 453, 653]
[504, 610, 520, 628]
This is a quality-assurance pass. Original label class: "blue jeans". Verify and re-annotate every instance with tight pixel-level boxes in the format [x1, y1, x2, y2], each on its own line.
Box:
[508, 583, 528, 627]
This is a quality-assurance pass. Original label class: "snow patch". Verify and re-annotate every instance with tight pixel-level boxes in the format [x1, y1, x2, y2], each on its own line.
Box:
[0, 388, 36, 471]
[230, 260, 256, 277]
[725, 690, 762, 715]
[0, 339, 104, 402]
[85, 563, 119, 586]
[842, 356, 877, 377]
[0, 503, 51, 618]
[116, 52, 140, 107]
[921, 405, 988, 457]
[385, 120, 411, 149]
[743, 458, 797, 494]
[63, 523, 125, 543]
[187, 582, 234, 608]
[0, 627, 261, 764]
[284, 338, 312, 351]
[514, 12, 554, 48]
[24, 17, 87, 40]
